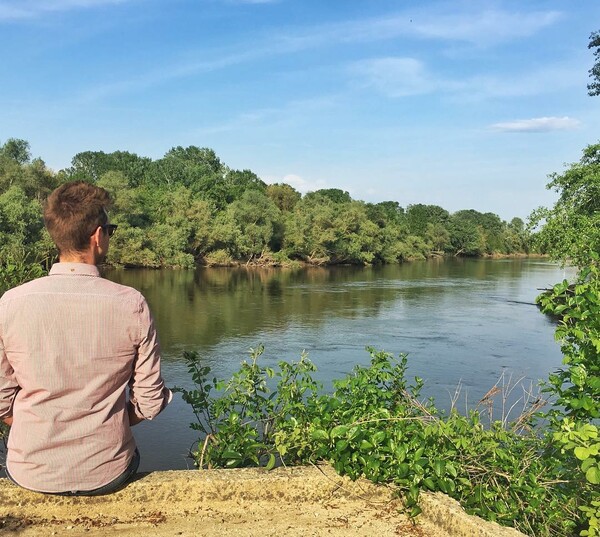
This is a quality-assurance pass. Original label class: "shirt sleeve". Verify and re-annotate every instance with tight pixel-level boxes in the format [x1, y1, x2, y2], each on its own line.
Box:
[128, 295, 172, 421]
[0, 322, 20, 420]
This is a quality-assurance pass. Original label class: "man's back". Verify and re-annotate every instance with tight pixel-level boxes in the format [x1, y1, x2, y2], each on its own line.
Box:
[0, 262, 169, 493]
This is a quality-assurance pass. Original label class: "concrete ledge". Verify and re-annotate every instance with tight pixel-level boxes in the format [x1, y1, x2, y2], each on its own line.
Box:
[0, 466, 527, 536]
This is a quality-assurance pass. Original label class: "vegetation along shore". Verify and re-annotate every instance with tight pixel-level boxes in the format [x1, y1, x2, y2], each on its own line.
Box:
[0, 138, 532, 270]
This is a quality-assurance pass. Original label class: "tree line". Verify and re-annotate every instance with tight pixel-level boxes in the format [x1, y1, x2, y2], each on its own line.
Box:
[0, 138, 532, 268]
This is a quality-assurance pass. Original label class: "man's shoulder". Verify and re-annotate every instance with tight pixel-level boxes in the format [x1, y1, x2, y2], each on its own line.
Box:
[95, 278, 147, 304]
[1, 274, 146, 306]
[0, 275, 52, 302]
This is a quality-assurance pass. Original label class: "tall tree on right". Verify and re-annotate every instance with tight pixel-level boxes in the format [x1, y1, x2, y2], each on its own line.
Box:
[588, 30, 600, 96]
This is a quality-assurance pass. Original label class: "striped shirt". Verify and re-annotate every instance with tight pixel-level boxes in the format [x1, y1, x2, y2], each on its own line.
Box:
[0, 262, 171, 493]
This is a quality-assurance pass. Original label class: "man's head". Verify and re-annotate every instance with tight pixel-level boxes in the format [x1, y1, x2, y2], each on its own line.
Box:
[44, 181, 113, 260]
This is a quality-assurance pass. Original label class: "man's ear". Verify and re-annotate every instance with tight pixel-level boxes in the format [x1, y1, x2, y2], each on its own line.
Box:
[90, 226, 102, 248]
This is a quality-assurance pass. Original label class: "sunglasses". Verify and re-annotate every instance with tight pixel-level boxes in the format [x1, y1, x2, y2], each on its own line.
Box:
[100, 224, 118, 237]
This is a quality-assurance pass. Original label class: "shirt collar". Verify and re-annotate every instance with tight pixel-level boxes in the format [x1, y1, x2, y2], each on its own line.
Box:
[49, 263, 100, 277]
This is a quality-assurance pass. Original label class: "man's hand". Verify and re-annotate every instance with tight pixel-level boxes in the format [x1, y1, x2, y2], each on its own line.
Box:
[2, 416, 13, 427]
[127, 401, 144, 427]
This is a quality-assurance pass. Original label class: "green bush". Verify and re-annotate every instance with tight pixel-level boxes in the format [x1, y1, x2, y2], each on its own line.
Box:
[176, 347, 582, 536]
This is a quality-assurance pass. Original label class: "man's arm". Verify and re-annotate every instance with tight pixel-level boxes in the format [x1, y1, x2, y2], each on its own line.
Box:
[128, 295, 172, 424]
[0, 329, 19, 427]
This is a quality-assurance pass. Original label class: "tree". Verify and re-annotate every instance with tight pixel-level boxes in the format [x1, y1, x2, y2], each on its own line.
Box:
[305, 188, 352, 204]
[529, 142, 600, 268]
[449, 210, 486, 256]
[266, 183, 301, 212]
[588, 30, 600, 96]
[223, 169, 266, 203]
[406, 204, 449, 236]
[1, 138, 31, 165]
[212, 190, 281, 260]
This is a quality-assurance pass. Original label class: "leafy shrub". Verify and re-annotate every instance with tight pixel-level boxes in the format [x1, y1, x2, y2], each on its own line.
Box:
[537, 261, 600, 536]
[173, 345, 321, 469]
[177, 346, 582, 536]
[204, 249, 236, 267]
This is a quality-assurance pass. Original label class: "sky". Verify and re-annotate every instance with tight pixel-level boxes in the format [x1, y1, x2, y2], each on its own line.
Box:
[1, 0, 599, 220]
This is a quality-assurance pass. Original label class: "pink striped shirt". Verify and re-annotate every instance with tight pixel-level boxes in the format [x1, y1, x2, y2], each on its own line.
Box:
[0, 262, 171, 493]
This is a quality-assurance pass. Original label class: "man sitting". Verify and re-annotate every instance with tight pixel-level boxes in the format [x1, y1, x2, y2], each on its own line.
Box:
[0, 181, 171, 495]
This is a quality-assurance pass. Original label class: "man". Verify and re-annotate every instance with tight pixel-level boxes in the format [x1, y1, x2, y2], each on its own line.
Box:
[0, 181, 171, 495]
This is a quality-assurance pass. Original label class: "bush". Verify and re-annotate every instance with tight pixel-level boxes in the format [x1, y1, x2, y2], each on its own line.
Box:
[176, 346, 582, 536]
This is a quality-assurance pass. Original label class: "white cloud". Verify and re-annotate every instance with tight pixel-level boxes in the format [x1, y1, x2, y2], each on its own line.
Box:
[53, 4, 568, 104]
[350, 56, 586, 101]
[275, 7, 562, 50]
[264, 174, 327, 194]
[489, 117, 581, 133]
[350, 57, 434, 97]
[0, 0, 130, 20]
[410, 9, 562, 46]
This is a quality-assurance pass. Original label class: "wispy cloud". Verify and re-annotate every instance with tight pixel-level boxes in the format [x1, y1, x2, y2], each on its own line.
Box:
[276, 7, 562, 50]
[349, 56, 585, 100]
[70, 5, 565, 103]
[350, 57, 435, 97]
[264, 174, 328, 194]
[0, 0, 130, 20]
[190, 95, 338, 138]
[489, 116, 581, 133]
[409, 8, 562, 46]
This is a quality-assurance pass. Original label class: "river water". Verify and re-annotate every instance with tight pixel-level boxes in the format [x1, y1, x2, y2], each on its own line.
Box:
[105, 258, 573, 471]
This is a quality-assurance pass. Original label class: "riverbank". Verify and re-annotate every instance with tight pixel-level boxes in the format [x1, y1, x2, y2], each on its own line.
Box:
[0, 465, 526, 537]
[198, 252, 545, 268]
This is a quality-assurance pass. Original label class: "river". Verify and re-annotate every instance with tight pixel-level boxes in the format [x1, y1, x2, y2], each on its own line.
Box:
[105, 257, 574, 471]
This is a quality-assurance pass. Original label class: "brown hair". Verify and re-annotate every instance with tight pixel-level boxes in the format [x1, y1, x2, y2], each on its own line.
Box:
[44, 181, 111, 255]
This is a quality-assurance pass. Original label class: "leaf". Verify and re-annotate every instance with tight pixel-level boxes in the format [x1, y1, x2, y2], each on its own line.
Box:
[335, 440, 349, 452]
[372, 430, 386, 445]
[433, 459, 446, 478]
[409, 506, 422, 518]
[423, 477, 436, 490]
[586, 465, 600, 484]
[397, 463, 410, 478]
[330, 425, 348, 439]
[221, 450, 243, 460]
[575, 446, 591, 460]
[446, 462, 458, 478]
[311, 429, 329, 441]
[360, 440, 374, 451]
[265, 453, 276, 470]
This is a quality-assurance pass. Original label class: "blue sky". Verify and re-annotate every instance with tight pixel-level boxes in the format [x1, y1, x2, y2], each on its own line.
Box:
[1, 0, 599, 219]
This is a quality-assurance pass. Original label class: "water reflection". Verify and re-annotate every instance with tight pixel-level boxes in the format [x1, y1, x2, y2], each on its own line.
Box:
[107, 258, 557, 359]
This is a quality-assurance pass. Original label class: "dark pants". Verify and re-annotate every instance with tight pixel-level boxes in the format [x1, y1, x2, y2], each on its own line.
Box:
[4, 449, 140, 496]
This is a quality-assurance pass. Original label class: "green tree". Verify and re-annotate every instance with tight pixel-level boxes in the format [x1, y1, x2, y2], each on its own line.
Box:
[266, 183, 301, 212]
[212, 190, 281, 261]
[449, 210, 486, 256]
[223, 169, 266, 203]
[305, 188, 352, 204]
[0, 186, 46, 259]
[330, 201, 379, 264]
[283, 196, 337, 264]
[529, 142, 600, 268]
[425, 222, 451, 252]
[588, 31, 600, 96]
[406, 204, 449, 237]
[0, 138, 31, 165]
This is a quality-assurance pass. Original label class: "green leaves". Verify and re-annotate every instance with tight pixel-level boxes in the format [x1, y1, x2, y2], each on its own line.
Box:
[177, 345, 591, 537]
